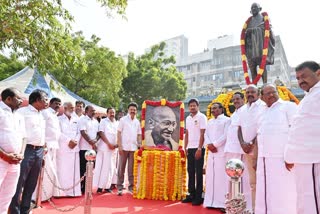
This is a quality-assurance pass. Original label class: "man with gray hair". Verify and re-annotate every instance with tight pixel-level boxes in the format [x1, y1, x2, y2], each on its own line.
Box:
[56, 102, 81, 197]
[250, 84, 297, 213]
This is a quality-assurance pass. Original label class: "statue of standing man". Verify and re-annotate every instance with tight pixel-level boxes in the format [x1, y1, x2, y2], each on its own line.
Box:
[244, 3, 275, 84]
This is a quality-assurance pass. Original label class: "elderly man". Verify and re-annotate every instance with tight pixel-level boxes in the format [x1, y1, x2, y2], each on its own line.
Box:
[182, 98, 207, 206]
[237, 84, 265, 210]
[117, 102, 141, 196]
[56, 102, 81, 197]
[94, 107, 119, 193]
[0, 88, 25, 214]
[224, 92, 252, 211]
[203, 102, 230, 210]
[145, 106, 178, 151]
[79, 105, 99, 194]
[39, 97, 62, 200]
[10, 89, 48, 214]
[284, 61, 320, 214]
[249, 84, 297, 214]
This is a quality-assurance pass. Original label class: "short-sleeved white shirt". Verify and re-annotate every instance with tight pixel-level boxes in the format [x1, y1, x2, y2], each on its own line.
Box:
[117, 115, 141, 151]
[78, 115, 99, 150]
[0, 101, 26, 153]
[42, 107, 61, 149]
[17, 105, 45, 146]
[97, 117, 118, 151]
[186, 111, 207, 149]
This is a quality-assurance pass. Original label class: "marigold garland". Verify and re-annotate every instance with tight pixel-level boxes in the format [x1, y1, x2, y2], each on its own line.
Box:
[240, 12, 270, 85]
[134, 150, 186, 201]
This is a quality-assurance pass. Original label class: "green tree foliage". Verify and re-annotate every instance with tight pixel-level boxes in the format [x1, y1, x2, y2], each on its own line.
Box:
[0, 54, 25, 80]
[51, 33, 127, 108]
[121, 42, 187, 106]
[0, 0, 127, 71]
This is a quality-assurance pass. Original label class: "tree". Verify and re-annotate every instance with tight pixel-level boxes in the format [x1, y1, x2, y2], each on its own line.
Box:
[0, 54, 25, 80]
[0, 0, 127, 71]
[121, 42, 187, 106]
[51, 33, 127, 108]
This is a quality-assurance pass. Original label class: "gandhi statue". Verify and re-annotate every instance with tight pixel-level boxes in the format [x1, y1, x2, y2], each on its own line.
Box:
[245, 3, 275, 84]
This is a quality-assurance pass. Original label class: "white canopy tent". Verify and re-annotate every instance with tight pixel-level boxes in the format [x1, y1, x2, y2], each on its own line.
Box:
[0, 67, 107, 113]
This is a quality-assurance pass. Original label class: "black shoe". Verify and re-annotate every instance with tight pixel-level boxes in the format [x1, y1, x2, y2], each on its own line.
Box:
[219, 208, 226, 213]
[191, 198, 203, 206]
[97, 188, 103, 194]
[182, 196, 193, 203]
[104, 189, 112, 193]
[117, 190, 123, 196]
[110, 184, 117, 190]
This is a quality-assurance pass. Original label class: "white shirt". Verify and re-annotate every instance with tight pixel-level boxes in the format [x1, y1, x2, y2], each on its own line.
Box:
[17, 105, 45, 146]
[79, 115, 99, 150]
[58, 113, 81, 152]
[238, 99, 266, 143]
[204, 114, 230, 157]
[186, 111, 207, 149]
[97, 117, 118, 151]
[257, 99, 297, 158]
[224, 109, 245, 154]
[0, 101, 26, 153]
[285, 81, 320, 163]
[117, 115, 141, 151]
[42, 107, 61, 149]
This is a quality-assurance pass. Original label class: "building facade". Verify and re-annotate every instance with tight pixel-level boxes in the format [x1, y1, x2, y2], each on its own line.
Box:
[176, 35, 291, 97]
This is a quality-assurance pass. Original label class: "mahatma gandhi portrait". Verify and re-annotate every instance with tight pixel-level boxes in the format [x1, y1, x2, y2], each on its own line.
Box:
[144, 105, 180, 151]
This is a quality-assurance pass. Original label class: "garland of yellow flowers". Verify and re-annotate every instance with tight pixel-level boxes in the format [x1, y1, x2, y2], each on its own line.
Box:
[240, 12, 270, 85]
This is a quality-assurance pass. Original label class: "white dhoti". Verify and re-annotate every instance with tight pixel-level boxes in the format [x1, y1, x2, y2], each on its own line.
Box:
[294, 163, 320, 214]
[33, 148, 62, 201]
[225, 153, 253, 212]
[0, 160, 20, 214]
[111, 150, 118, 185]
[204, 153, 228, 208]
[56, 151, 81, 197]
[255, 157, 297, 214]
[93, 150, 117, 189]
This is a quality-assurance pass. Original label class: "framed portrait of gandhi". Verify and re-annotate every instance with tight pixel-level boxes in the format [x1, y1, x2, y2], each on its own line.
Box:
[141, 99, 184, 151]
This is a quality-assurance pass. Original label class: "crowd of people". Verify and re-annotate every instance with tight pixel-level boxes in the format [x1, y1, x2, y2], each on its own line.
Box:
[182, 61, 320, 214]
[0, 60, 319, 214]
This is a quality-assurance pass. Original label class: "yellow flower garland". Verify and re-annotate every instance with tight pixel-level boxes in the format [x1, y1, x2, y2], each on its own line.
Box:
[134, 150, 187, 201]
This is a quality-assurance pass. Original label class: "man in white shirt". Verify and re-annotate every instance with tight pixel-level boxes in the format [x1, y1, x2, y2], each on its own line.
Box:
[10, 89, 48, 214]
[224, 92, 252, 211]
[237, 84, 265, 210]
[56, 102, 81, 197]
[78, 105, 99, 194]
[117, 102, 141, 196]
[72, 100, 85, 119]
[0, 88, 25, 214]
[203, 102, 230, 210]
[252, 84, 297, 214]
[182, 98, 207, 205]
[284, 61, 320, 214]
[94, 107, 118, 193]
[40, 97, 62, 200]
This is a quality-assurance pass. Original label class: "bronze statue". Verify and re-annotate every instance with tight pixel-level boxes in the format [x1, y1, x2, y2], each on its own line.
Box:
[245, 3, 275, 84]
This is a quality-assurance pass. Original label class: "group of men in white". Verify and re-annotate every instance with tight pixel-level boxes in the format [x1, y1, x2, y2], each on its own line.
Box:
[0, 60, 319, 214]
[0, 86, 128, 214]
[183, 61, 320, 214]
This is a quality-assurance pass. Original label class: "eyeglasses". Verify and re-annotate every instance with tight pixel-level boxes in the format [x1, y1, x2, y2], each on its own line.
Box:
[154, 119, 177, 128]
